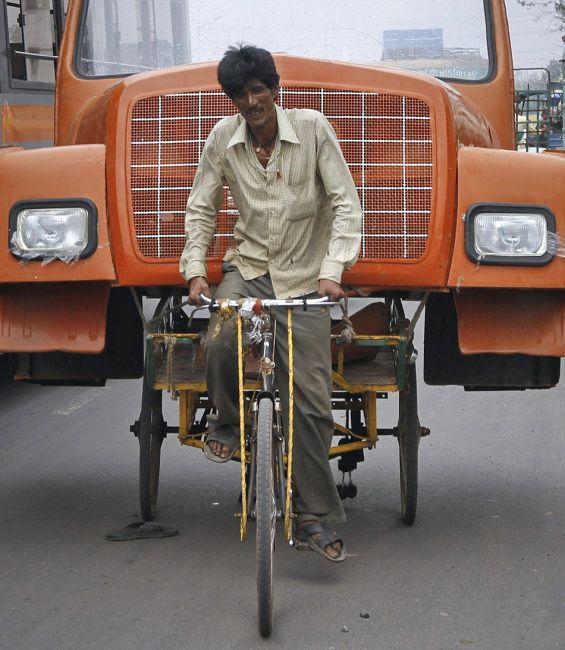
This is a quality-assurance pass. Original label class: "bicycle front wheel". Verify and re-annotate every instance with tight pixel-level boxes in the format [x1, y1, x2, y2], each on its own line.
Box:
[255, 397, 275, 638]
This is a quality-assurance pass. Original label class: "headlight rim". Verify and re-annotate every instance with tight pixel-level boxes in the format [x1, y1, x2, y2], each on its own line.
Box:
[8, 198, 98, 260]
[464, 202, 556, 267]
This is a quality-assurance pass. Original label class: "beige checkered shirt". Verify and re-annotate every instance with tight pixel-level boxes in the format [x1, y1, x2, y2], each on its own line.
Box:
[180, 103, 362, 299]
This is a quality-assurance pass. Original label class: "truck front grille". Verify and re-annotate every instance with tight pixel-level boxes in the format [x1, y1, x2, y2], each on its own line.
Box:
[130, 87, 433, 261]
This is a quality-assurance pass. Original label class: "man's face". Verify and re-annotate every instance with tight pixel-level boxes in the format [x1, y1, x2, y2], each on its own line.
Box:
[232, 79, 278, 130]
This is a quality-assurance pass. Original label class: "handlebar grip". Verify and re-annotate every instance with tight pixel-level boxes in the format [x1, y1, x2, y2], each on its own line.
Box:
[198, 293, 218, 310]
[303, 295, 332, 305]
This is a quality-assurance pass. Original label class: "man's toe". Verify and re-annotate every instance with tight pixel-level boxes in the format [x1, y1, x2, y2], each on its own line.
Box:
[209, 440, 227, 458]
[323, 540, 343, 558]
[326, 543, 340, 558]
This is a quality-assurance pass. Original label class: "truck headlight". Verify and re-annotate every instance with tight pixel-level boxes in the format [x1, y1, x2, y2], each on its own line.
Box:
[9, 200, 97, 261]
[465, 204, 556, 266]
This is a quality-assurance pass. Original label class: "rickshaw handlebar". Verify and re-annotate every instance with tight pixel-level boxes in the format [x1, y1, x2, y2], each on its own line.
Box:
[199, 293, 337, 310]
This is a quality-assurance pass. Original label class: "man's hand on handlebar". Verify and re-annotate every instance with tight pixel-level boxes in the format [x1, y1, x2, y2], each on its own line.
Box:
[317, 279, 345, 302]
[190, 277, 341, 308]
[188, 276, 211, 306]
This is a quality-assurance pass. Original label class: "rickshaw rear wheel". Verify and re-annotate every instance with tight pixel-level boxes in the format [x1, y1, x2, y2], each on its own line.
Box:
[255, 397, 275, 638]
[138, 380, 165, 522]
[397, 363, 421, 526]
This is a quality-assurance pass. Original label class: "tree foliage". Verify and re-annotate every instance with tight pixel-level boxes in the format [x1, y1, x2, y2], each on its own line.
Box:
[546, 59, 563, 79]
[515, 1, 565, 29]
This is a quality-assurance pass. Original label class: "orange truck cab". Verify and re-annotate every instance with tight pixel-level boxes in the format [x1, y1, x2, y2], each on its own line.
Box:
[0, 0, 563, 389]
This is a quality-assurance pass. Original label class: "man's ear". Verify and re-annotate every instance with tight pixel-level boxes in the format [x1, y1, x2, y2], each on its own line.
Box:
[271, 85, 279, 102]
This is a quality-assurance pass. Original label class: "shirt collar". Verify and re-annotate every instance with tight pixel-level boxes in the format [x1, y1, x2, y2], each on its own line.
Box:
[275, 103, 300, 144]
[227, 116, 248, 149]
[226, 103, 300, 149]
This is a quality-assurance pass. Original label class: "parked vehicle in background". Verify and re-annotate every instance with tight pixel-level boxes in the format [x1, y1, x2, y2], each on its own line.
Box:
[514, 68, 564, 152]
[547, 82, 564, 150]
[514, 68, 549, 151]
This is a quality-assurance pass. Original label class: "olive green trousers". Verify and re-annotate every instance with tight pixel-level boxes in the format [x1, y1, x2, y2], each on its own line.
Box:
[205, 264, 346, 524]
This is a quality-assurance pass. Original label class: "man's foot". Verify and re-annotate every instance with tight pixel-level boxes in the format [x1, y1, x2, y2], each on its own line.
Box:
[298, 521, 346, 562]
[203, 426, 239, 463]
[207, 439, 233, 460]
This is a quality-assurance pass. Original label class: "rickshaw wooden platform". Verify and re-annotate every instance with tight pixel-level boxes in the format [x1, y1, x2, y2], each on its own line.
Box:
[146, 330, 410, 462]
[151, 338, 398, 391]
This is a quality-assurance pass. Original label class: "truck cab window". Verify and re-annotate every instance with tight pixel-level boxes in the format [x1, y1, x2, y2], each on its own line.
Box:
[78, 0, 490, 82]
[6, 0, 57, 85]
[79, 0, 190, 77]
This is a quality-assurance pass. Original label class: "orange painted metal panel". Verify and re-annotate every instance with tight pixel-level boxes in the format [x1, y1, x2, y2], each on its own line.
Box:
[455, 290, 565, 356]
[0, 282, 109, 353]
[0, 144, 115, 283]
[449, 147, 565, 289]
[1, 103, 54, 145]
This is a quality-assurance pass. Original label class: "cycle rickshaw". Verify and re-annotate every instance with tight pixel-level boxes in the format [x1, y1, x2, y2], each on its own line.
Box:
[130, 288, 429, 637]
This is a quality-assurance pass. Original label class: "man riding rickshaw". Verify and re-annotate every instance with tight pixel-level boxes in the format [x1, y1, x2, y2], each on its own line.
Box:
[182, 44, 362, 563]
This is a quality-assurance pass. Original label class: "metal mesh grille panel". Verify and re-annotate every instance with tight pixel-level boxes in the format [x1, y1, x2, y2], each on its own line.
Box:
[130, 88, 433, 261]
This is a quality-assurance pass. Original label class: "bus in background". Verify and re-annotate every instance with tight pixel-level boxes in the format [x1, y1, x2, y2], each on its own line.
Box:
[0, 0, 67, 148]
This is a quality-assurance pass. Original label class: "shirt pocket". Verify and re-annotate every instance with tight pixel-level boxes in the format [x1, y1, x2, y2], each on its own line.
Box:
[286, 178, 316, 221]
[284, 145, 310, 187]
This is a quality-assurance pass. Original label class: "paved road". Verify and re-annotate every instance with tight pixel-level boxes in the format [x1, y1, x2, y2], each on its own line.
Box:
[1, 341, 564, 649]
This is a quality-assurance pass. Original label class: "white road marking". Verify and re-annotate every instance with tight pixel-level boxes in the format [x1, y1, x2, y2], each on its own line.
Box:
[53, 388, 108, 415]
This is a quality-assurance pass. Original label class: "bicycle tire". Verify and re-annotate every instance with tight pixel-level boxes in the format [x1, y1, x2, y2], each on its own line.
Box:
[139, 381, 164, 522]
[255, 397, 275, 638]
[397, 364, 420, 526]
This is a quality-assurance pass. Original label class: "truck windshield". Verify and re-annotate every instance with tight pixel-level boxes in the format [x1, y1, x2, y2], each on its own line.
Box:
[78, 0, 492, 82]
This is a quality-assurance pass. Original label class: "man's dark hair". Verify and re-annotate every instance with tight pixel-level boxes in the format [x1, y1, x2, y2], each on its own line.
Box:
[217, 45, 280, 99]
